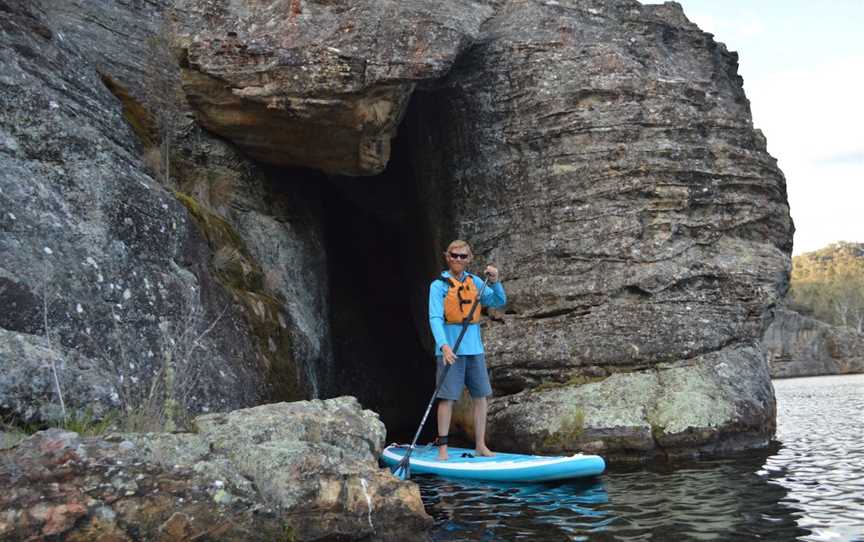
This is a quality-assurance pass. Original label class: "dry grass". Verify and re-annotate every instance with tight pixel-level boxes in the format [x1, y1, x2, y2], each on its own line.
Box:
[143, 145, 164, 181]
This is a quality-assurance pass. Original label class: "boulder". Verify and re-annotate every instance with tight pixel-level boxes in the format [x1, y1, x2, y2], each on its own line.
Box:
[0, 397, 431, 541]
[488, 343, 776, 461]
[409, 0, 793, 457]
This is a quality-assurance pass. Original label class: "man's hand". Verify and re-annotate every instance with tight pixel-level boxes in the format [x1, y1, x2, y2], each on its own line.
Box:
[485, 265, 499, 283]
[441, 344, 456, 364]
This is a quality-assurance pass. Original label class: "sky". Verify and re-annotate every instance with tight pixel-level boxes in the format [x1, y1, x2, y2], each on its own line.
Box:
[642, 0, 864, 255]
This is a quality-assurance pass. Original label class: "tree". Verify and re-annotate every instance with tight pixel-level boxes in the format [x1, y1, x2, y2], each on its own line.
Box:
[790, 242, 864, 331]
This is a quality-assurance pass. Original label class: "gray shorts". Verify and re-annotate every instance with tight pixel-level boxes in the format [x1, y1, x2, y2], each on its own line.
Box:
[435, 354, 493, 401]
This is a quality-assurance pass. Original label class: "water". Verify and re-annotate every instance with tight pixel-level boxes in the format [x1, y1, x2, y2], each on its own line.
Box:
[419, 374, 864, 541]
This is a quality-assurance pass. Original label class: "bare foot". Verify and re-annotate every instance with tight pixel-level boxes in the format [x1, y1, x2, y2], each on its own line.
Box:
[476, 446, 495, 457]
[437, 446, 449, 461]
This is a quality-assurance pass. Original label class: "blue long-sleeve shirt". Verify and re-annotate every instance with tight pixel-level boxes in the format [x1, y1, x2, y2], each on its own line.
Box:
[428, 271, 507, 356]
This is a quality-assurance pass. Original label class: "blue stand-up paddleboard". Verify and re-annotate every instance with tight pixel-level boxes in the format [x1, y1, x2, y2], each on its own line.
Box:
[382, 444, 605, 483]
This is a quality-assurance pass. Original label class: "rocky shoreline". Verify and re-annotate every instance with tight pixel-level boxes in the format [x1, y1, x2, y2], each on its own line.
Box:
[0, 397, 431, 541]
[764, 308, 864, 379]
[0, 2, 801, 539]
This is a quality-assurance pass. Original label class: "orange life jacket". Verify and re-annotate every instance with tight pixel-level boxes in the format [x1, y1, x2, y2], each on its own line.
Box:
[439, 275, 481, 324]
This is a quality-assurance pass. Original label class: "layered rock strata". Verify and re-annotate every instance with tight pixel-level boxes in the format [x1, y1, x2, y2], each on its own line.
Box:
[408, 0, 793, 459]
[764, 307, 864, 378]
[0, 397, 431, 541]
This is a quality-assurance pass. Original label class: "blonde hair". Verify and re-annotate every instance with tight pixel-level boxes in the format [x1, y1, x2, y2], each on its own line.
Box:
[445, 239, 472, 255]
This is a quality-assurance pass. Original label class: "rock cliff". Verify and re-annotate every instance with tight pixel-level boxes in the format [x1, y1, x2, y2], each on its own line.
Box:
[0, 0, 267, 425]
[164, 0, 794, 460]
[1, 0, 793, 486]
[0, 397, 431, 541]
[764, 307, 864, 378]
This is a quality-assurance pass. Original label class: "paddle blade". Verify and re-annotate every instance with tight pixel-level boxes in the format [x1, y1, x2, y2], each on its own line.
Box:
[392, 457, 411, 480]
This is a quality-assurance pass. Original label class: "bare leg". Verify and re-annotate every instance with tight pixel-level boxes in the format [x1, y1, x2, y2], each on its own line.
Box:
[473, 396, 495, 456]
[436, 399, 453, 461]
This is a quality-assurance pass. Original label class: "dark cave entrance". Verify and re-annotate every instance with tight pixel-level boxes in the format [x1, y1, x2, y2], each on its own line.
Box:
[322, 90, 450, 442]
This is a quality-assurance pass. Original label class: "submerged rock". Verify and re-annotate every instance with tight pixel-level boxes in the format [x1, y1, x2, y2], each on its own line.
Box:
[0, 397, 431, 541]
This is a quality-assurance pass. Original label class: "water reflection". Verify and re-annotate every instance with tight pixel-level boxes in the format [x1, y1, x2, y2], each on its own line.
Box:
[600, 453, 810, 541]
[422, 375, 864, 541]
[421, 450, 811, 541]
[422, 477, 611, 541]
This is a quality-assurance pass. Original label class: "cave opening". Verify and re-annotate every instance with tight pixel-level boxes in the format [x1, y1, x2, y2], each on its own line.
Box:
[322, 89, 451, 442]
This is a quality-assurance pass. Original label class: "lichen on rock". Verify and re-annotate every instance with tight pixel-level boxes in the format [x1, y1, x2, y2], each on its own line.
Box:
[0, 398, 431, 541]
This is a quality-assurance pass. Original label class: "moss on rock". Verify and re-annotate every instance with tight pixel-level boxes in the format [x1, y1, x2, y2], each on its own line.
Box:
[541, 406, 585, 451]
[174, 192, 300, 401]
[98, 72, 158, 147]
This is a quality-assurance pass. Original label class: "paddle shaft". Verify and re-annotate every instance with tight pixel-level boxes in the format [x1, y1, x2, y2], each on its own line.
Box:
[403, 275, 490, 456]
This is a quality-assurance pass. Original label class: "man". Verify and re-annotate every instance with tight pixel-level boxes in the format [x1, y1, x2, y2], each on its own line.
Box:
[428, 239, 506, 461]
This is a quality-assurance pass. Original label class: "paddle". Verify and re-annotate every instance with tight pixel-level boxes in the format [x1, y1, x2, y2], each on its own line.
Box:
[392, 273, 490, 480]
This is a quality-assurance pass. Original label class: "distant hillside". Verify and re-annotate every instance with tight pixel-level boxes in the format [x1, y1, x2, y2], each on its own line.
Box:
[790, 242, 864, 332]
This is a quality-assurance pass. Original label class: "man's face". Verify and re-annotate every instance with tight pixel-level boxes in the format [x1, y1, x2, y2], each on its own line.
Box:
[445, 247, 472, 275]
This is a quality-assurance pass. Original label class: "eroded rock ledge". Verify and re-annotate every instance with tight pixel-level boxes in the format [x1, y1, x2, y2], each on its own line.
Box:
[172, 0, 495, 175]
[0, 397, 430, 541]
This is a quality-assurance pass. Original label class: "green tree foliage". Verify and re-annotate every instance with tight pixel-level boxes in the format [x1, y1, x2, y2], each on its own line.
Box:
[790, 242, 864, 332]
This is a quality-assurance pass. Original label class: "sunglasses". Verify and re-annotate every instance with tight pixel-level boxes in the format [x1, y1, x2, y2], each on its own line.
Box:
[449, 252, 470, 260]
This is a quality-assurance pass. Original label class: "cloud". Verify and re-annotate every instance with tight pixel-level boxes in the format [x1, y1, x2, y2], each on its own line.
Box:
[815, 151, 864, 166]
[742, 55, 864, 254]
[745, 55, 864, 166]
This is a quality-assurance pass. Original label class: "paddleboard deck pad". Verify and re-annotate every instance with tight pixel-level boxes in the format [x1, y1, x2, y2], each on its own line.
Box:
[382, 444, 605, 482]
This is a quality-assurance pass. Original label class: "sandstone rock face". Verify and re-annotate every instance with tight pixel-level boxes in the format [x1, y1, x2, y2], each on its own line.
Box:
[764, 307, 864, 378]
[3, 0, 794, 468]
[41, 0, 337, 401]
[408, 0, 793, 458]
[2, 0, 338, 430]
[0, 397, 431, 541]
[171, 0, 495, 175]
[0, 0, 268, 424]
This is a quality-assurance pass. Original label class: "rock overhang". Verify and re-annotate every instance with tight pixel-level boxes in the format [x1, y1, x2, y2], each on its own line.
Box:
[172, 0, 495, 175]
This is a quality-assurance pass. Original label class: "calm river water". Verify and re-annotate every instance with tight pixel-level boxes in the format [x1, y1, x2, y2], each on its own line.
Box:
[418, 374, 864, 541]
